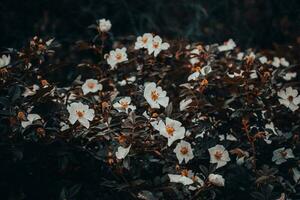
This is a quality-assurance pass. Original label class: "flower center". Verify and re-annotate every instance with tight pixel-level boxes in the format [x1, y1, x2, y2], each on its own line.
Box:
[87, 82, 95, 89]
[280, 150, 287, 158]
[181, 169, 189, 177]
[142, 36, 148, 44]
[165, 125, 175, 136]
[120, 101, 129, 109]
[288, 96, 293, 102]
[76, 110, 85, 118]
[214, 150, 223, 160]
[151, 90, 159, 101]
[153, 42, 159, 49]
[180, 147, 189, 155]
[116, 53, 122, 61]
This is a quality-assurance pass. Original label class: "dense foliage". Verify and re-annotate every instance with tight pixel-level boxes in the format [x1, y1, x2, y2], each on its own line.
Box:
[0, 19, 300, 200]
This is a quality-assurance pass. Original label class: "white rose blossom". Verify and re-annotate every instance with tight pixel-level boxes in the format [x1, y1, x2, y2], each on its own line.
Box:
[147, 35, 170, 57]
[144, 82, 169, 109]
[208, 174, 225, 187]
[208, 144, 231, 169]
[113, 97, 136, 113]
[0, 54, 10, 68]
[115, 145, 131, 160]
[272, 147, 294, 165]
[134, 33, 153, 50]
[67, 102, 95, 129]
[189, 48, 200, 66]
[259, 56, 268, 64]
[168, 170, 203, 187]
[106, 47, 128, 69]
[154, 117, 185, 146]
[277, 87, 300, 112]
[173, 140, 194, 164]
[98, 18, 112, 32]
[82, 79, 102, 95]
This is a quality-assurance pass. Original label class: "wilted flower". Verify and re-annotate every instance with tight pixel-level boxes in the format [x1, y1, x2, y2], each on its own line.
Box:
[208, 174, 225, 187]
[218, 39, 236, 52]
[282, 72, 297, 81]
[21, 114, 42, 128]
[272, 147, 294, 165]
[208, 144, 231, 169]
[147, 35, 170, 57]
[113, 97, 136, 113]
[155, 117, 185, 146]
[277, 87, 300, 112]
[144, 82, 169, 109]
[134, 33, 153, 50]
[98, 18, 112, 32]
[180, 98, 192, 111]
[0, 55, 10, 68]
[115, 145, 131, 160]
[67, 102, 95, 128]
[82, 79, 102, 95]
[174, 140, 194, 164]
[106, 47, 128, 69]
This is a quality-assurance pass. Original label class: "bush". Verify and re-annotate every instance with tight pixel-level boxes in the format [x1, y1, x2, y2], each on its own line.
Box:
[0, 20, 299, 200]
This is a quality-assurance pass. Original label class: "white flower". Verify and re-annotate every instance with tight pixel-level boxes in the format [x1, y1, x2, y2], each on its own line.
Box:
[227, 70, 244, 78]
[265, 122, 278, 136]
[67, 102, 95, 128]
[272, 57, 289, 68]
[168, 174, 194, 185]
[113, 97, 136, 113]
[106, 47, 128, 69]
[259, 56, 268, 64]
[98, 18, 112, 32]
[277, 87, 300, 112]
[200, 65, 212, 76]
[180, 98, 192, 111]
[237, 52, 244, 60]
[144, 82, 169, 109]
[21, 114, 41, 128]
[188, 71, 200, 81]
[0, 55, 10, 68]
[134, 33, 153, 50]
[250, 70, 258, 79]
[22, 84, 40, 97]
[292, 168, 300, 184]
[189, 48, 200, 66]
[272, 147, 294, 165]
[115, 145, 131, 159]
[218, 39, 236, 52]
[218, 134, 237, 141]
[208, 174, 225, 187]
[147, 35, 170, 57]
[82, 79, 102, 95]
[283, 72, 296, 81]
[60, 122, 70, 131]
[118, 76, 136, 86]
[208, 144, 231, 169]
[174, 140, 194, 164]
[155, 117, 185, 146]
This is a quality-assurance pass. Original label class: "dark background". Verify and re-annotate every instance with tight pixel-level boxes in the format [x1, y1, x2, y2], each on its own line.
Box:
[1, 0, 300, 49]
